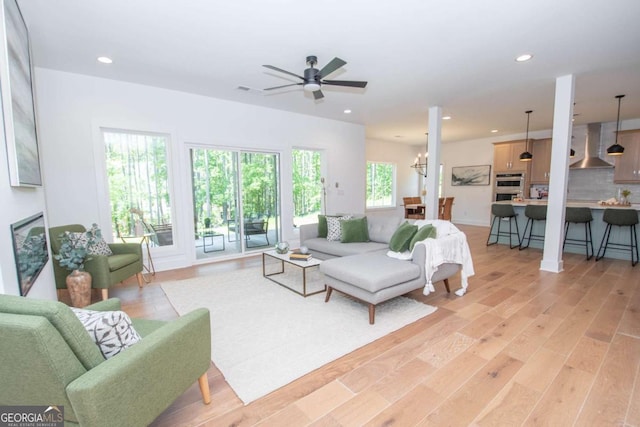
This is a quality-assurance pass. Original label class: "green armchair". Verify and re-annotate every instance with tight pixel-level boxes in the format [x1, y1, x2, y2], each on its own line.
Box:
[0, 294, 212, 426]
[49, 224, 144, 300]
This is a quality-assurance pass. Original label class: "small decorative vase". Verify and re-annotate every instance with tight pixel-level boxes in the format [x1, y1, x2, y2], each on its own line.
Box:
[66, 270, 92, 308]
[275, 241, 290, 254]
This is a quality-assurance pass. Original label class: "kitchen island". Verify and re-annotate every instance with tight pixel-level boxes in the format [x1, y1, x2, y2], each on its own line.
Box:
[493, 200, 640, 261]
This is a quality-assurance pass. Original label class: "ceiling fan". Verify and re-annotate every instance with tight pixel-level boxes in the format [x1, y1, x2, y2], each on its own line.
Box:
[263, 55, 367, 100]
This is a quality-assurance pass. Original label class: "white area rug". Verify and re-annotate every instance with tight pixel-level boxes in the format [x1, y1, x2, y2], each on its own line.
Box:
[160, 265, 437, 404]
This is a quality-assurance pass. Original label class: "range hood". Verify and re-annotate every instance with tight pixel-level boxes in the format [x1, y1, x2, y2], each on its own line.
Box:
[570, 123, 614, 169]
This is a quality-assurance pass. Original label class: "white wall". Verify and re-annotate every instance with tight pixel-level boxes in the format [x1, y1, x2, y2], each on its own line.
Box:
[35, 68, 366, 271]
[0, 93, 56, 298]
[389, 129, 554, 227]
[365, 138, 419, 217]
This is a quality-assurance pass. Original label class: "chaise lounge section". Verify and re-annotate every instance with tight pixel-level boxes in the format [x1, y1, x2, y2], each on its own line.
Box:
[300, 214, 463, 324]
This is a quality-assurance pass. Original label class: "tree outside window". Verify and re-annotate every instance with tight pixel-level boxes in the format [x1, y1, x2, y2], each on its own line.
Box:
[103, 130, 174, 245]
[292, 149, 322, 226]
[366, 161, 396, 208]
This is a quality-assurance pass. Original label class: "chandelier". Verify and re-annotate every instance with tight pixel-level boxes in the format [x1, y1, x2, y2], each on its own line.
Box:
[411, 133, 428, 177]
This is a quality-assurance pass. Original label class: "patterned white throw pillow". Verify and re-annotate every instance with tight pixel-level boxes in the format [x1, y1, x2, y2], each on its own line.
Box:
[326, 215, 351, 241]
[71, 308, 141, 359]
[68, 230, 113, 256]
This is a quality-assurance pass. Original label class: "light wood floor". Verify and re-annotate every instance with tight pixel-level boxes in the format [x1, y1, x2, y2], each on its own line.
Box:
[89, 224, 640, 426]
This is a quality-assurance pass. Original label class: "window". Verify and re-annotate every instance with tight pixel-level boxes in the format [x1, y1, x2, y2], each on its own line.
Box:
[292, 149, 322, 226]
[366, 161, 396, 208]
[422, 163, 445, 197]
[102, 130, 174, 246]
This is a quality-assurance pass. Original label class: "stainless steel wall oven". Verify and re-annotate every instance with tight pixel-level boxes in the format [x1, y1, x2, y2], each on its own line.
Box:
[493, 172, 525, 201]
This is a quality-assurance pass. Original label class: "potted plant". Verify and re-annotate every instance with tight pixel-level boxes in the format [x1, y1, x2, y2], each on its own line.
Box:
[621, 189, 631, 205]
[54, 225, 101, 307]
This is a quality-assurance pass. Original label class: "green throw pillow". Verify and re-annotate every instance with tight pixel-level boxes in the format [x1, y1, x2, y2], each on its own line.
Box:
[340, 217, 370, 243]
[389, 221, 418, 252]
[317, 215, 327, 238]
[409, 224, 437, 251]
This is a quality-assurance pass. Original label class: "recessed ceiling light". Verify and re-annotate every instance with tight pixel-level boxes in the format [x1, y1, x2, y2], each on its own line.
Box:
[491, 129, 499, 133]
[97, 56, 113, 64]
[515, 54, 533, 62]
[442, 116, 452, 120]
[343, 109, 352, 114]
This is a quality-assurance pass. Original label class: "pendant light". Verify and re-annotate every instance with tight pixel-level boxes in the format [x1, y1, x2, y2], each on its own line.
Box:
[606, 94, 625, 156]
[570, 136, 575, 158]
[519, 110, 533, 162]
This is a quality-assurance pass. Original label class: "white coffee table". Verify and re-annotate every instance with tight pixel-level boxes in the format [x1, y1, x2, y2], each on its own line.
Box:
[262, 250, 324, 297]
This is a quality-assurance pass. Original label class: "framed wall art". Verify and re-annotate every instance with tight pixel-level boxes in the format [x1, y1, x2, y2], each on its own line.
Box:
[451, 165, 491, 186]
[0, 0, 42, 187]
[11, 212, 49, 296]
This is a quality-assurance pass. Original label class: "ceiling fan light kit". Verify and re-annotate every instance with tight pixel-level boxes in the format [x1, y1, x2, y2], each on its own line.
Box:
[263, 55, 367, 100]
[607, 94, 626, 156]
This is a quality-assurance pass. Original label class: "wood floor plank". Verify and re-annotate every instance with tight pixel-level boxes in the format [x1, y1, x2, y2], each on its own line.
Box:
[293, 380, 353, 422]
[575, 333, 640, 426]
[472, 381, 540, 426]
[565, 336, 609, 374]
[543, 280, 613, 355]
[363, 384, 443, 427]
[627, 372, 640, 426]
[416, 332, 476, 368]
[525, 365, 595, 426]
[478, 287, 519, 307]
[254, 404, 311, 426]
[421, 351, 488, 399]
[512, 347, 565, 393]
[458, 312, 505, 339]
[584, 293, 630, 342]
[421, 353, 523, 425]
[504, 314, 563, 362]
[315, 389, 389, 427]
[618, 282, 640, 338]
[369, 358, 436, 403]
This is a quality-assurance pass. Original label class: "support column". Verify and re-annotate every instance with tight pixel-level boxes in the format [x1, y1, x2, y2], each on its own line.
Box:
[541, 74, 575, 273]
[425, 106, 442, 219]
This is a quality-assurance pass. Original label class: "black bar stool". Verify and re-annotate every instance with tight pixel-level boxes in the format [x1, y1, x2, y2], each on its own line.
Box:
[595, 208, 639, 266]
[519, 205, 547, 250]
[563, 207, 594, 260]
[487, 203, 520, 249]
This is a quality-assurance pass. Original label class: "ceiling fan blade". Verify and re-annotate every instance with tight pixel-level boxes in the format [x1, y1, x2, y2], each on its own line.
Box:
[263, 83, 303, 91]
[313, 90, 324, 100]
[318, 57, 346, 79]
[321, 79, 368, 88]
[262, 65, 305, 80]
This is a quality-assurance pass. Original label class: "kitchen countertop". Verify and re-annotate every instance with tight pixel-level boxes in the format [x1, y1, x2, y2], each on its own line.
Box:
[496, 199, 640, 210]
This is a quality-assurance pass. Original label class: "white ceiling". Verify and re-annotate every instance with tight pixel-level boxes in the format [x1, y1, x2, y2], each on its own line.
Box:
[17, 0, 640, 145]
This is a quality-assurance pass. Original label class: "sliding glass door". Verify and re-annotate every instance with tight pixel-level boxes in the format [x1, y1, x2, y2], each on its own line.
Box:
[191, 147, 280, 260]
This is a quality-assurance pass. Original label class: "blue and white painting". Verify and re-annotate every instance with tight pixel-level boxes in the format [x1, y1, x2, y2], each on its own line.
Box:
[1, 0, 41, 186]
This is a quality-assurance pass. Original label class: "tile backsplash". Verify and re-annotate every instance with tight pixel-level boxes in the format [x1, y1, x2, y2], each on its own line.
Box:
[567, 168, 640, 202]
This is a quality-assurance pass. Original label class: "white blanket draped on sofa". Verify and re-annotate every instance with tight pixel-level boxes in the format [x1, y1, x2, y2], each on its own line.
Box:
[414, 220, 474, 296]
[387, 220, 475, 296]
